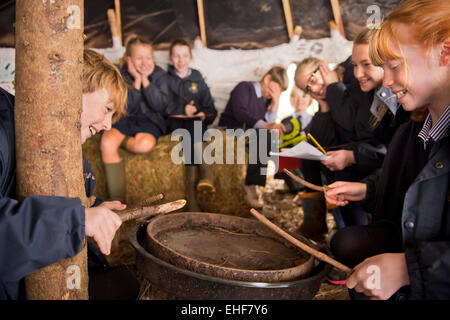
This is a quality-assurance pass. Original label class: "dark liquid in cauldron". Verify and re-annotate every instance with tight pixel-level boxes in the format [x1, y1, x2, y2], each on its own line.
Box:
[155, 226, 308, 270]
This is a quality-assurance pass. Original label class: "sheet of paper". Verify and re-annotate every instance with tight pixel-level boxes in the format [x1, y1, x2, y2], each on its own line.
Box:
[270, 141, 330, 161]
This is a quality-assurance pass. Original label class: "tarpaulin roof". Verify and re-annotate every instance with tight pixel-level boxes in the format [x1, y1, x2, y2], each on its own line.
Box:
[1, 0, 402, 49]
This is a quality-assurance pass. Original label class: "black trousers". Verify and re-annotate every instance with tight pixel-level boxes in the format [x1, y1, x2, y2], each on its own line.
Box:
[244, 129, 277, 186]
[330, 220, 406, 300]
[167, 119, 207, 165]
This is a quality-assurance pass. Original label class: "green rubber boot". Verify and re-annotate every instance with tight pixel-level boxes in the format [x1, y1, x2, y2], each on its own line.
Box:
[104, 161, 126, 204]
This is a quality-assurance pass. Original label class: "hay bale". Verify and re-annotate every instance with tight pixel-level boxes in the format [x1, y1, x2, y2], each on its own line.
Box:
[83, 130, 253, 265]
[82, 130, 250, 216]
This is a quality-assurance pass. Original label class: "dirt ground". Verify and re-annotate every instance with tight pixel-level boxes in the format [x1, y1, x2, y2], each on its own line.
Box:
[113, 179, 350, 300]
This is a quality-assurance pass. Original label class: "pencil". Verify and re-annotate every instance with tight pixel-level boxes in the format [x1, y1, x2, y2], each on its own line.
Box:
[307, 133, 326, 154]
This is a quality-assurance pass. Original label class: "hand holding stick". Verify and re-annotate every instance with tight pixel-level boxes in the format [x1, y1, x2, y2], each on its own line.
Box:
[250, 208, 352, 274]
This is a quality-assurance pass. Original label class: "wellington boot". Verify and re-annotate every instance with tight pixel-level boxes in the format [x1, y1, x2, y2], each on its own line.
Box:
[185, 165, 201, 212]
[197, 164, 216, 194]
[296, 191, 327, 238]
[104, 161, 127, 203]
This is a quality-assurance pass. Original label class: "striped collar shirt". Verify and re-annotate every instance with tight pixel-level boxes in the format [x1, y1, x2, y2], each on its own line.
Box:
[418, 105, 450, 149]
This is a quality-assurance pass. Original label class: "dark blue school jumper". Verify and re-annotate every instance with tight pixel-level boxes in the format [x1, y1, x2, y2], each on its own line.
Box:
[0, 88, 138, 300]
[113, 65, 170, 139]
[165, 65, 217, 164]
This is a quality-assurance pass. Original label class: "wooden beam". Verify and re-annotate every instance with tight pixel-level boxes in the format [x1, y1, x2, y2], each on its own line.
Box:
[107, 8, 121, 48]
[114, 0, 122, 45]
[196, 0, 207, 47]
[330, 0, 346, 38]
[281, 0, 294, 39]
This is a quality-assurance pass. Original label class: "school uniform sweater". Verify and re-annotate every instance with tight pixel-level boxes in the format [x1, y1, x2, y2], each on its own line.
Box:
[166, 65, 217, 128]
[218, 81, 271, 129]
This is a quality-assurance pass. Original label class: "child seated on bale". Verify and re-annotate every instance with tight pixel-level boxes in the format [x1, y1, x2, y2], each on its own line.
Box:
[165, 38, 218, 212]
[100, 34, 170, 203]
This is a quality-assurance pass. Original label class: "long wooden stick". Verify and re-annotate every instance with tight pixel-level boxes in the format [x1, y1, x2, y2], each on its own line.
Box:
[114, 0, 122, 45]
[283, 169, 331, 192]
[197, 0, 207, 47]
[117, 199, 186, 222]
[107, 9, 118, 37]
[132, 193, 164, 208]
[329, 0, 346, 38]
[250, 208, 352, 274]
[281, 0, 294, 39]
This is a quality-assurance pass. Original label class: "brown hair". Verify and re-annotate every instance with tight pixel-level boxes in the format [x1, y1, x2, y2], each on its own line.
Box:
[83, 49, 127, 122]
[264, 66, 289, 91]
[370, 0, 450, 67]
[352, 27, 391, 128]
[169, 38, 193, 57]
[353, 26, 373, 45]
[369, 0, 449, 121]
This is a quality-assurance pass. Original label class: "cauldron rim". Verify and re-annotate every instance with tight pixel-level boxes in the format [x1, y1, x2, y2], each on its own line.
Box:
[130, 223, 331, 289]
[145, 211, 315, 282]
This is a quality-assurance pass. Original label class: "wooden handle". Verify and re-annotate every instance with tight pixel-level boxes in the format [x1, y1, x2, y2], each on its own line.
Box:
[131, 193, 164, 209]
[196, 0, 207, 47]
[329, 0, 346, 37]
[114, 0, 122, 45]
[283, 169, 330, 192]
[250, 208, 353, 274]
[281, 0, 294, 39]
[107, 9, 118, 37]
[117, 199, 186, 222]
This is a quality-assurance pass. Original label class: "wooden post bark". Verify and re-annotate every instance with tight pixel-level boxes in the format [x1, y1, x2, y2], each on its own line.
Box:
[15, 0, 88, 300]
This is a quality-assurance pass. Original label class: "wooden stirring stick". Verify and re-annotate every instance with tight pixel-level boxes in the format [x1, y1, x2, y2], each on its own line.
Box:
[283, 168, 331, 192]
[116, 199, 186, 222]
[250, 208, 352, 275]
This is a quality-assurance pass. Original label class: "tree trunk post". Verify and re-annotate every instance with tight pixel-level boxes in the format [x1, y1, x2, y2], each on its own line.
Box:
[15, 0, 88, 300]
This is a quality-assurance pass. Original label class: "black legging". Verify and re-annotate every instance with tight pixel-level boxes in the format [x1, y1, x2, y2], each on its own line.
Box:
[330, 220, 404, 300]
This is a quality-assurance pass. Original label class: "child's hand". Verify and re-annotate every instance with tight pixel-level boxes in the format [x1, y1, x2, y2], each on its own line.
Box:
[264, 122, 286, 134]
[126, 58, 141, 81]
[85, 204, 123, 255]
[196, 112, 206, 121]
[185, 100, 198, 115]
[324, 181, 367, 206]
[319, 61, 339, 87]
[346, 253, 410, 300]
[321, 150, 355, 171]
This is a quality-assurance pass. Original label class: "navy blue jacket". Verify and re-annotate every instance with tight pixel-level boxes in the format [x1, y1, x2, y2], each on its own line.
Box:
[0, 87, 85, 300]
[219, 81, 269, 129]
[118, 65, 170, 133]
[166, 65, 217, 127]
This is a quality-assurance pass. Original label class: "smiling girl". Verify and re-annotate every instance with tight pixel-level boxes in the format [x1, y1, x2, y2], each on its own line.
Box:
[100, 35, 170, 203]
[326, 0, 450, 299]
